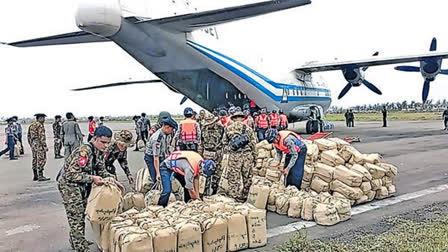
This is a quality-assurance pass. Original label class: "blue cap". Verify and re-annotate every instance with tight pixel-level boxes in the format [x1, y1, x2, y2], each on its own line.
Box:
[162, 117, 178, 130]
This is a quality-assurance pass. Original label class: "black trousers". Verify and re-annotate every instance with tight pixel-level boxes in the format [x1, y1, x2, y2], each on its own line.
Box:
[140, 130, 148, 142]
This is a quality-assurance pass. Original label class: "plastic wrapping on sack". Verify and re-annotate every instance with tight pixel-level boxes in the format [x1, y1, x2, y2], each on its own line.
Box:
[334, 165, 363, 187]
[86, 177, 122, 224]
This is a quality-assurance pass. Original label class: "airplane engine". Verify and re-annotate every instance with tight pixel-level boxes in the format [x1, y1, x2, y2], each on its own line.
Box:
[76, 0, 122, 37]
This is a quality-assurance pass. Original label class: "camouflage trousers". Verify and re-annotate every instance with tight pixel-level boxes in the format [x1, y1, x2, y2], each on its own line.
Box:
[31, 148, 46, 172]
[58, 181, 90, 252]
[54, 138, 62, 156]
[202, 149, 223, 195]
[217, 151, 254, 202]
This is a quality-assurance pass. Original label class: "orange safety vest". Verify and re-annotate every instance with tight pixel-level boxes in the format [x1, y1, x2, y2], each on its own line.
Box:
[168, 151, 202, 177]
[270, 113, 279, 127]
[88, 121, 96, 135]
[180, 118, 198, 142]
[220, 116, 231, 127]
[257, 114, 269, 129]
[274, 130, 303, 153]
[279, 114, 288, 127]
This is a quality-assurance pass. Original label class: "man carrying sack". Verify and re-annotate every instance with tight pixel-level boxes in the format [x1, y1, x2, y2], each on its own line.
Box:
[265, 128, 307, 190]
[104, 130, 135, 185]
[158, 150, 216, 207]
[58, 126, 124, 252]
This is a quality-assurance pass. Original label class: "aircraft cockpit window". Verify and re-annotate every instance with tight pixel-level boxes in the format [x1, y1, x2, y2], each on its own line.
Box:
[226, 92, 229, 99]
[238, 93, 242, 99]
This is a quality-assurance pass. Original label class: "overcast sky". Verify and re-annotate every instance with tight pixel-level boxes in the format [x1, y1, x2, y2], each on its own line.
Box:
[1, 0, 448, 118]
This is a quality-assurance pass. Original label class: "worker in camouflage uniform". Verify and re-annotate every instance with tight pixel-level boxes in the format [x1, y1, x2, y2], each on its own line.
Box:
[198, 112, 225, 195]
[105, 130, 135, 185]
[27, 113, 50, 181]
[58, 126, 124, 252]
[198, 109, 206, 126]
[218, 111, 257, 201]
[53, 115, 64, 159]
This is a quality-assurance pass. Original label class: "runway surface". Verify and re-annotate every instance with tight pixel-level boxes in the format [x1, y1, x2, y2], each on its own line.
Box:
[0, 120, 447, 251]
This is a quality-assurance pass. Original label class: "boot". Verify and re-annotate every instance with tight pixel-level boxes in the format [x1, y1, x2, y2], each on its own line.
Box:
[33, 170, 39, 181]
[38, 171, 50, 181]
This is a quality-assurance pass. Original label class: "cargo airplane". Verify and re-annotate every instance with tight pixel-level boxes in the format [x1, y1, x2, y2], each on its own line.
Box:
[4, 0, 448, 133]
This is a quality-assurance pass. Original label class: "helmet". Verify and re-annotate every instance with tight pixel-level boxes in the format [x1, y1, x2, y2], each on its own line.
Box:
[228, 107, 236, 115]
[219, 110, 227, 116]
[279, 110, 284, 114]
[158, 111, 171, 120]
[114, 130, 134, 144]
[235, 106, 242, 112]
[243, 103, 250, 110]
[243, 110, 250, 116]
[201, 159, 216, 177]
[184, 107, 194, 117]
[272, 110, 277, 113]
[265, 128, 279, 143]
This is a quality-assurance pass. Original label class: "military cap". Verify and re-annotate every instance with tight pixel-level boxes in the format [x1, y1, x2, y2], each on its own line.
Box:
[159, 111, 171, 120]
[231, 111, 245, 119]
[6, 117, 14, 122]
[203, 112, 218, 125]
[94, 126, 113, 138]
[55, 115, 62, 119]
[34, 113, 47, 118]
[114, 130, 135, 144]
[161, 117, 178, 130]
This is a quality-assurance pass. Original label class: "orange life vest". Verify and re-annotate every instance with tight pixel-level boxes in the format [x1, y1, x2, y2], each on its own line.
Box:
[180, 118, 198, 142]
[220, 116, 231, 127]
[274, 130, 303, 153]
[168, 151, 202, 177]
[279, 114, 288, 127]
[256, 114, 269, 129]
[270, 113, 279, 127]
[88, 121, 96, 135]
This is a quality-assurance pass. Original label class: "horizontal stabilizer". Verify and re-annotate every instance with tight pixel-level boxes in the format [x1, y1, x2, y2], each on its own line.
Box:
[5, 31, 109, 47]
[72, 79, 162, 91]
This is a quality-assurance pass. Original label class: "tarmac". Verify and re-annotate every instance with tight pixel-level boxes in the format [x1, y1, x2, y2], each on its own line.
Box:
[0, 120, 447, 252]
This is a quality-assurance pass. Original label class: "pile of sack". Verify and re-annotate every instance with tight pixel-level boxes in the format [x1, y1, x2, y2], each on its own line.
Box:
[248, 177, 351, 226]
[135, 167, 185, 202]
[253, 140, 284, 182]
[302, 138, 398, 205]
[89, 194, 267, 252]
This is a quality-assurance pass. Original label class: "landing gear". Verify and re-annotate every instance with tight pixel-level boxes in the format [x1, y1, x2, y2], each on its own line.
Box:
[306, 119, 322, 134]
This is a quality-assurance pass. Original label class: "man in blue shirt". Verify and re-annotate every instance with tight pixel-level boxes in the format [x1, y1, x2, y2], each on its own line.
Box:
[0, 118, 18, 160]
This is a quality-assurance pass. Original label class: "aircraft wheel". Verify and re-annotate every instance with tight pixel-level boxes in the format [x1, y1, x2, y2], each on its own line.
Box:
[306, 120, 312, 134]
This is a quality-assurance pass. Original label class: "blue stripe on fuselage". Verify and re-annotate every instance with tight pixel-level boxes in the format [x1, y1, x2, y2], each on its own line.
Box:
[187, 41, 331, 102]
[187, 40, 330, 93]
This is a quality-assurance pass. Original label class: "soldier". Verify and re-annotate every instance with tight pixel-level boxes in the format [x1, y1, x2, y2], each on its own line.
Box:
[243, 110, 255, 129]
[27, 113, 50, 181]
[218, 111, 257, 202]
[105, 130, 135, 185]
[145, 117, 178, 184]
[12, 116, 24, 154]
[265, 128, 307, 190]
[158, 151, 216, 206]
[62, 112, 84, 159]
[53, 115, 64, 159]
[175, 107, 201, 151]
[0, 117, 18, 160]
[198, 109, 206, 126]
[58, 126, 124, 252]
[382, 106, 388, 127]
[198, 112, 225, 194]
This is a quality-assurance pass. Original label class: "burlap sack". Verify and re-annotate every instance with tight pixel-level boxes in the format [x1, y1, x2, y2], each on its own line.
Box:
[339, 145, 360, 162]
[113, 226, 142, 252]
[360, 182, 372, 193]
[14, 143, 21, 157]
[329, 197, 351, 221]
[246, 208, 267, 248]
[267, 188, 282, 206]
[174, 220, 202, 252]
[267, 158, 281, 169]
[377, 163, 398, 178]
[271, 149, 278, 159]
[259, 167, 267, 177]
[370, 179, 382, 191]
[255, 159, 263, 169]
[313, 203, 340, 226]
[119, 230, 153, 252]
[247, 183, 270, 209]
[305, 142, 319, 161]
[301, 197, 317, 221]
[135, 167, 152, 193]
[285, 185, 300, 197]
[199, 175, 207, 194]
[334, 165, 362, 187]
[257, 149, 270, 159]
[275, 194, 290, 215]
[313, 163, 335, 183]
[301, 180, 311, 191]
[332, 192, 347, 200]
[86, 178, 122, 224]
[364, 153, 381, 164]
[327, 138, 350, 150]
[255, 140, 269, 152]
[317, 192, 333, 203]
[225, 213, 249, 251]
[109, 222, 137, 252]
[152, 226, 177, 252]
[330, 179, 363, 200]
[382, 176, 393, 187]
[366, 190, 376, 201]
[314, 138, 337, 151]
[321, 150, 345, 166]
[355, 195, 369, 205]
[310, 176, 330, 193]
[350, 164, 373, 182]
[267, 204, 276, 212]
[101, 218, 128, 252]
[375, 186, 389, 199]
[387, 185, 396, 195]
[121, 192, 145, 211]
[364, 163, 387, 179]
[302, 165, 314, 182]
[288, 196, 304, 218]
[266, 169, 282, 182]
[202, 216, 228, 252]
[144, 182, 162, 207]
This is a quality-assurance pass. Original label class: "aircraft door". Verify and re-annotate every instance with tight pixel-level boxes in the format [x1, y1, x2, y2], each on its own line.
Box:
[281, 89, 289, 103]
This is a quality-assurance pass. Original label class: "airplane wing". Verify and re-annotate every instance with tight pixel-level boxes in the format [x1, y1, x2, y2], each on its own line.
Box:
[135, 0, 311, 32]
[71, 79, 162, 91]
[294, 51, 448, 73]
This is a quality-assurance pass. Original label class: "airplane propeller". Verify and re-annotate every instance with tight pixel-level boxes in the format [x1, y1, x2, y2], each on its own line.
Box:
[394, 37, 448, 103]
[338, 52, 382, 99]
